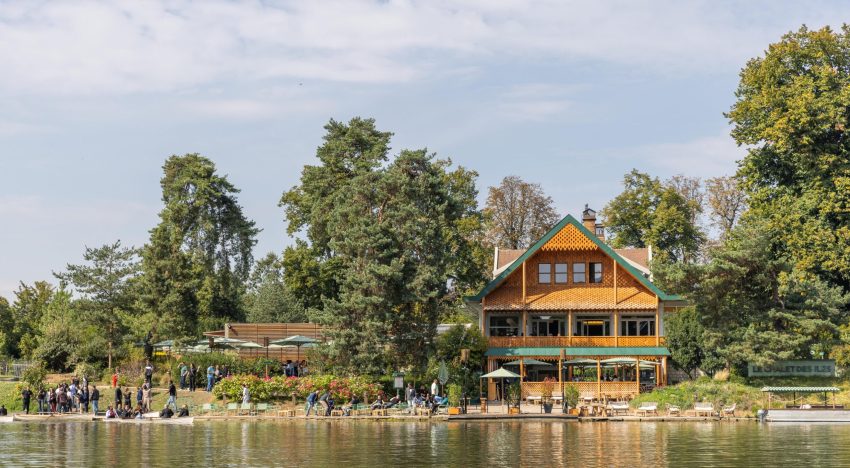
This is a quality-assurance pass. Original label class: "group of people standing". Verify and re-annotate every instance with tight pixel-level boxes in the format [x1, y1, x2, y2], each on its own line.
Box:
[20, 376, 101, 415]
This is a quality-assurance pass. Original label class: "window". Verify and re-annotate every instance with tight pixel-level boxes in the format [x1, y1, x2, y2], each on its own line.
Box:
[529, 314, 566, 336]
[538, 263, 551, 284]
[573, 263, 586, 283]
[589, 262, 603, 283]
[575, 316, 610, 336]
[554, 263, 568, 283]
[489, 315, 521, 337]
[620, 316, 656, 336]
[595, 226, 605, 237]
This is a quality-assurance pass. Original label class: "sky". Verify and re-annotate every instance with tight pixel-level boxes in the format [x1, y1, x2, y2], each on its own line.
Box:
[1, 0, 849, 301]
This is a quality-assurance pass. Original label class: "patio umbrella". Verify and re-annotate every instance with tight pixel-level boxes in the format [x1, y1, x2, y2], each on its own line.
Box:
[269, 335, 319, 362]
[480, 367, 521, 408]
[504, 359, 552, 367]
[152, 340, 174, 349]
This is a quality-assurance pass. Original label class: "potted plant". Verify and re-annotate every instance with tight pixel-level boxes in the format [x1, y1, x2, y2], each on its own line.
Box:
[541, 377, 555, 414]
[447, 384, 462, 415]
[563, 385, 580, 415]
[507, 381, 522, 414]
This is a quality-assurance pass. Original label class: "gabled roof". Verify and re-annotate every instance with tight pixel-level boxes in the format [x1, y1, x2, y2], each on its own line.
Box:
[466, 214, 682, 302]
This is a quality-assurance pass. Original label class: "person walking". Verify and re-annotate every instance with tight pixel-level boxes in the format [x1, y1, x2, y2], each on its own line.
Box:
[430, 379, 438, 398]
[241, 384, 250, 406]
[91, 385, 100, 415]
[206, 365, 215, 392]
[305, 390, 318, 417]
[167, 381, 177, 411]
[21, 387, 32, 415]
[144, 361, 154, 386]
[123, 387, 131, 410]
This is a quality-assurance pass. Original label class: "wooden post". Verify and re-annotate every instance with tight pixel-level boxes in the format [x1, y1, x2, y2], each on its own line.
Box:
[522, 261, 527, 343]
[596, 358, 601, 401]
[520, 358, 525, 401]
[613, 313, 619, 347]
[613, 258, 618, 305]
[635, 357, 641, 396]
[559, 349, 565, 400]
[567, 310, 573, 345]
[655, 298, 661, 346]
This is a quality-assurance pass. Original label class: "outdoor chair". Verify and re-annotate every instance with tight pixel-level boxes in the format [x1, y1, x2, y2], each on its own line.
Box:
[607, 401, 630, 415]
[255, 403, 269, 416]
[665, 403, 681, 417]
[226, 402, 238, 416]
[692, 402, 715, 417]
[200, 403, 215, 416]
[721, 403, 736, 417]
[635, 402, 658, 416]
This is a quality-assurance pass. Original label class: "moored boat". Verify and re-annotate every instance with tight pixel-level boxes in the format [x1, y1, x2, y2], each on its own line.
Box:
[102, 417, 194, 425]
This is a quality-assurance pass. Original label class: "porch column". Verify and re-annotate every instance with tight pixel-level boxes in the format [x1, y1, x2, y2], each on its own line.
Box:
[596, 358, 601, 400]
[522, 261, 527, 343]
[559, 349, 565, 401]
[662, 356, 668, 385]
[613, 312, 619, 347]
[635, 356, 640, 396]
[655, 299, 661, 346]
[567, 310, 573, 345]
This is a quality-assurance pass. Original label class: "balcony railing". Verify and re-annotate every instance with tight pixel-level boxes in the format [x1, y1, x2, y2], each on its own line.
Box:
[488, 336, 665, 348]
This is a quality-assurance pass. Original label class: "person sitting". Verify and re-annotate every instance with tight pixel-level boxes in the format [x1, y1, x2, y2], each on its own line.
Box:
[342, 395, 360, 416]
[325, 396, 335, 416]
[133, 405, 144, 419]
[159, 405, 174, 419]
[385, 396, 400, 409]
[105, 406, 117, 419]
[0, 405, 7, 416]
[370, 395, 385, 410]
[122, 406, 134, 419]
[177, 405, 190, 417]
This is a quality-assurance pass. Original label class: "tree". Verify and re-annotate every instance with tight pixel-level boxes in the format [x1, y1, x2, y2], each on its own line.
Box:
[667, 174, 704, 226]
[602, 170, 704, 262]
[483, 175, 559, 249]
[139, 154, 259, 339]
[664, 307, 722, 378]
[244, 253, 306, 323]
[0, 297, 13, 358]
[8, 282, 54, 358]
[705, 176, 747, 238]
[54, 241, 139, 369]
[727, 25, 850, 290]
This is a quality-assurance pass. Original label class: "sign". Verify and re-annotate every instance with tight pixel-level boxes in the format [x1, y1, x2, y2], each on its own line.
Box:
[748, 360, 835, 377]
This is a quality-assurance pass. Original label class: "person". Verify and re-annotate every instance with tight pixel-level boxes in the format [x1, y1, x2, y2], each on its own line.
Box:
[0, 405, 7, 416]
[68, 381, 77, 411]
[114, 385, 123, 409]
[177, 404, 189, 417]
[57, 387, 68, 413]
[342, 394, 360, 416]
[91, 385, 100, 415]
[318, 390, 331, 416]
[105, 406, 117, 419]
[48, 387, 56, 413]
[159, 405, 174, 419]
[134, 405, 144, 419]
[79, 386, 89, 413]
[142, 384, 151, 413]
[167, 380, 177, 410]
[370, 394, 385, 410]
[305, 390, 318, 416]
[136, 386, 143, 410]
[37, 388, 46, 414]
[431, 379, 438, 397]
[206, 365, 215, 392]
[123, 387, 131, 410]
[21, 387, 32, 414]
[325, 394, 335, 416]
[406, 383, 416, 414]
[179, 362, 188, 390]
[144, 361, 153, 386]
[112, 369, 118, 388]
[214, 365, 221, 384]
[386, 395, 400, 409]
[241, 383, 250, 406]
[285, 360, 293, 377]
[189, 363, 197, 392]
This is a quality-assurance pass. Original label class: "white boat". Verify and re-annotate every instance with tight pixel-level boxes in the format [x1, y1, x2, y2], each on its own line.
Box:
[0, 416, 13, 423]
[12, 413, 94, 422]
[102, 416, 194, 425]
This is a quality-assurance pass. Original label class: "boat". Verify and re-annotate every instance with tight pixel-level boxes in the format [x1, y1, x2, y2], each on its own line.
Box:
[102, 416, 194, 425]
[0, 416, 14, 423]
[12, 413, 95, 422]
[762, 387, 850, 422]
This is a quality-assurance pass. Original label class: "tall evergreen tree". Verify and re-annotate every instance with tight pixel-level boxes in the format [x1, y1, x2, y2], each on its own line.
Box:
[139, 154, 259, 339]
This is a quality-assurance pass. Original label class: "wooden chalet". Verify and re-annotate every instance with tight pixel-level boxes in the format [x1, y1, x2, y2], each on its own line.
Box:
[466, 207, 686, 401]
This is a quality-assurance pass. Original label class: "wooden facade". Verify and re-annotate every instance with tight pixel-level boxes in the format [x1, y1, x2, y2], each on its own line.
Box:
[468, 212, 684, 401]
[204, 323, 324, 362]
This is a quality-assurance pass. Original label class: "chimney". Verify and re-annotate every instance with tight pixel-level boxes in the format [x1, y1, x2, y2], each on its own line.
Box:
[582, 204, 605, 240]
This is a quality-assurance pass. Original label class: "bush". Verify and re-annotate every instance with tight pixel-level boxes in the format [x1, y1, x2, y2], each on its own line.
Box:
[212, 374, 381, 403]
[21, 363, 47, 390]
[447, 384, 462, 407]
[564, 385, 579, 409]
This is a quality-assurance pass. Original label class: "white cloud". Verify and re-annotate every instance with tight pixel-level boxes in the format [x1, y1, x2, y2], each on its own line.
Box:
[623, 130, 748, 177]
[1, 1, 847, 96]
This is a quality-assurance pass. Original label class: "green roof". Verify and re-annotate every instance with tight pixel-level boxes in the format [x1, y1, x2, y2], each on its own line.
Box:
[760, 386, 840, 393]
[465, 214, 682, 302]
[485, 347, 671, 357]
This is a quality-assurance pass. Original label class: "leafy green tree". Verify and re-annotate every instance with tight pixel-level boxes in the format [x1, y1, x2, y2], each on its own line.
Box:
[0, 297, 13, 357]
[8, 282, 54, 358]
[664, 307, 722, 378]
[727, 25, 850, 290]
[54, 240, 139, 369]
[483, 175, 559, 249]
[244, 253, 306, 323]
[139, 154, 259, 339]
[602, 170, 704, 262]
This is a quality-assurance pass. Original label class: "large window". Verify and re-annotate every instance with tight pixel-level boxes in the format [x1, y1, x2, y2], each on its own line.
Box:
[589, 262, 603, 283]
[489, 315, 521, 337]
[620, 316, 655, 336]
[575, 316, 610, 336]
[528, 314, 566, 336]
[538, 263, 551, 284]
[555, 263, 568, 283]
[573, 262, 586, 283]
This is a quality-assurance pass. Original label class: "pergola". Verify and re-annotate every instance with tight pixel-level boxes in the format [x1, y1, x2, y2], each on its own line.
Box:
[761, 386, 841, 409]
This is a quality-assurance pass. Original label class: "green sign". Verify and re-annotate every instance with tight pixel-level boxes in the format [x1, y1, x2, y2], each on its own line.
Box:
[748, 360, 835, 377]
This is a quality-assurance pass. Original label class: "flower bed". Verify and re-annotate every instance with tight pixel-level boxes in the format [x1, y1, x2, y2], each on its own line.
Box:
[212, 374, 381, 402]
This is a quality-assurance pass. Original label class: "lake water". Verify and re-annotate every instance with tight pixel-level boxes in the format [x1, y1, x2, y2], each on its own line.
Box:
[1, 420, 849, 467]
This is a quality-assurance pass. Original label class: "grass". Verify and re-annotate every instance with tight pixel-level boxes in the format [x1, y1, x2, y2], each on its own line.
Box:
[0, 381, 22, 411]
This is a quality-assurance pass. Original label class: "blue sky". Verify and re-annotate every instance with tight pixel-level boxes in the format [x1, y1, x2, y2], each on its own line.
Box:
[1, 0, 848, 301]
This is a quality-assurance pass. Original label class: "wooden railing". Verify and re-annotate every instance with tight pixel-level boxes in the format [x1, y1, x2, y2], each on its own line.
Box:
[488, 336, 664, 348]
[563, 381, 639, 400]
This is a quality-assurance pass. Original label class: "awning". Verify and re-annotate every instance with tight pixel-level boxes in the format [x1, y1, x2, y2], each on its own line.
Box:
[485, 347, 671, 357]
[480, 368, 521, 379]
[504, 359, 552, 367]
[760, 386, 840, 393]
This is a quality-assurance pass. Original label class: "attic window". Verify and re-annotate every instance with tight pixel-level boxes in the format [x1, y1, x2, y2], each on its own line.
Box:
[573, 263, 585, 283]
[589, 262, 603, 283]
[538, 263, 551, 283]
[554, 263, 568, 283]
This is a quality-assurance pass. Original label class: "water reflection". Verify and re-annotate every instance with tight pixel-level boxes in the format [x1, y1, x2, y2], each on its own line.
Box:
[2, 420, 850, 467]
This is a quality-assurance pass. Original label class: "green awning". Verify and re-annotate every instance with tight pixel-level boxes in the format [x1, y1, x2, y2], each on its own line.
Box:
[760, 386, 840, 393]
[485, 347, 670, 357]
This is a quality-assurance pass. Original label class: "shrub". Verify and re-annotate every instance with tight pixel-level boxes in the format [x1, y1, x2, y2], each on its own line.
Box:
[447, 384, 462, 407]
[212, 374, 381, 403]
[563, 385, 579, 409]
[21, 363, 47, 391]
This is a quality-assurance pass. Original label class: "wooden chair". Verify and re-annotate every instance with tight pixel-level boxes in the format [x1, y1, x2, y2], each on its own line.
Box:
[607, 401, 630, 415]
[255, 403, 269, 416]
[665, 403, 681, 416]
[277, 408, 296, 417]
[636, 402, 658, 416]
[330, 409, 344, 417]
[238, 403, 253, 416]
[226, 403, 238, 416]
[692, 402, 715, 417]
[721, 403, 736, 417]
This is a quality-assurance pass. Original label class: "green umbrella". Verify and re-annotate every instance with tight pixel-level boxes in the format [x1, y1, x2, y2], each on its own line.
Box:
[563, 358, 597, 366]
[480, 368, 521, 409]
[269, 335, 319, 362]
[505, 359, 552, 367]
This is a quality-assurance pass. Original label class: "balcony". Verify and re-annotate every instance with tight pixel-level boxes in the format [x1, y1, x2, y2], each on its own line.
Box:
[487, 336, 664, 348]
